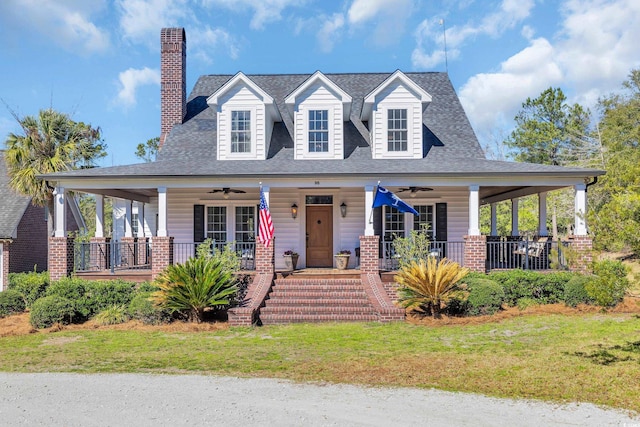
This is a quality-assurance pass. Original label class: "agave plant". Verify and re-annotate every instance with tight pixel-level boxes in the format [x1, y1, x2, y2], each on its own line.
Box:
[152, 256, 238, 323]
[395, 257, 469, 318]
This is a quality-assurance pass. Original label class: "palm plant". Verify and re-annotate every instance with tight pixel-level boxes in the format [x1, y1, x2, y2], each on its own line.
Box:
[395, 257, 469, 318]
[4, 108, 105, 236]
[152, 256, 238, 323]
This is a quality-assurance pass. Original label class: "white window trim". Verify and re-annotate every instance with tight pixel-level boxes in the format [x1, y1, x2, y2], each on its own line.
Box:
[382, 204, 436, 238]
[224, 105, 258, 159]
[382, 104, 413, 157]
[204, 203, 257, 243]
[301, 104, 336, 158]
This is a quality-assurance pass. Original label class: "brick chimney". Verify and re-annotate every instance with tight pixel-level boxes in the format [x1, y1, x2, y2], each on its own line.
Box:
[160, 28, 186, 149]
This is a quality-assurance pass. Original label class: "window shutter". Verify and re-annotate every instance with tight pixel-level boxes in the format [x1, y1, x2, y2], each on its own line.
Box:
[373, 207, 383, 257]
[435, 203, 447, 241]
[194, 205, 205, 243]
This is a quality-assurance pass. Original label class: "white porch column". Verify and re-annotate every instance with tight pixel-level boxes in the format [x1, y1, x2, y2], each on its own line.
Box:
[53, 186, 66, 237]
[135, 202, 145, 238]
[364, 185, 375, 236]
[511, 198, 519, 237]
[538, 192, 548, 237]
[490, 203, 498, 236]
[124, 200, 133, 238]
[95, 195, 104, 238]
[574, 183, 587, 235]
[468, 185, 480, 236]
[157, 187, 168, 237]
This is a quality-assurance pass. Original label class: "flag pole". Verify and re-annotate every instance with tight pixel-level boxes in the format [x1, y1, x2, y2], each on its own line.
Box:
[368, 181, 381, 224]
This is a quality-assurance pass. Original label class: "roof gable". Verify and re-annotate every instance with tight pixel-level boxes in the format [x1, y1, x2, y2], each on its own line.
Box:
[285, 71, 352, 120]
[0, 151, 32, 238]
[361, 70, 432, 119]
[207, 72, 281, 121]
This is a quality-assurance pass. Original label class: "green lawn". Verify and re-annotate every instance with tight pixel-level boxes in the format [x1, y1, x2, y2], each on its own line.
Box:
[1, 314, 639, 412]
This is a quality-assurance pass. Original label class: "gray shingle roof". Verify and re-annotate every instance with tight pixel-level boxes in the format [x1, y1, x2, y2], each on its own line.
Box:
[43, 72, 604, 179]
[0, 151, 32, 238]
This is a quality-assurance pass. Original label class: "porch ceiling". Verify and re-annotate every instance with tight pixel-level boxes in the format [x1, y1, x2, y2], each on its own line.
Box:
[480, 185, 567, 205]
[76, 188, 155, 203]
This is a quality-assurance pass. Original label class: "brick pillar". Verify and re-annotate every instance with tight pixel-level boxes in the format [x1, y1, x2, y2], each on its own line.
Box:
[49, 237, 74, 282]
[121, 237, 136, 268]
[359, 235, 380, 274]
[1, 241, 9, 291]
[255, 239, 274, 274]
[570, 235, 593, 273]
[151, 236, 174, 280]
[464, 235, 487, 273]
[89, 237, 110, 270]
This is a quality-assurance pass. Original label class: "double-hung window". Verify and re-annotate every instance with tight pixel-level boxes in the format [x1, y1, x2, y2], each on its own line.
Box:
[308, 109, 329, 152]
[231, 110, 251, 153]
[383, 207, 405, 241]
[235, 206, 256, 242]
[387, 109, 407, 152]
[206, 206, 227, 244]
[413, 205, 434, 239]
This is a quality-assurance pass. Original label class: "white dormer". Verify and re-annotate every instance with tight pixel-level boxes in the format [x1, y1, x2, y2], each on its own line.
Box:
[285, 71, 352, 160]
[207, 72, 281, 160]
[361, 70, 432, 159]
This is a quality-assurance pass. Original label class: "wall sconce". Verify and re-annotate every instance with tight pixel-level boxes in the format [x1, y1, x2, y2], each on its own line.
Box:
[340, 202, 347, 218]
[291, 203, 298, 219]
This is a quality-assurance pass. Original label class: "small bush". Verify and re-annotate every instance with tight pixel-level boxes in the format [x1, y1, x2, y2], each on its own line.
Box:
[465, 277, 505, 316]
[7, 271, 49, 307]
[30, 295, 75, 329]
[0, 290, 27, 317]
[136, 282, 159, 293]
[563, 275, 593, 307]
[46, 278, 89, 319]
[128, 293, 171, 325]
[488, 270, 572, 306]
[516, 297, 539, 311]
[585, 260, 630, 307]
[93, 305, 128, 326]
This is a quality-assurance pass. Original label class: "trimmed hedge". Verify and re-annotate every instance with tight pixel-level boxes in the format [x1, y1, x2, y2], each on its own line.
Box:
[487, 270, 575, 306]
[563, 275, 593, 307]
[586, 260, 630, 307]
[0, 289, 27, 317]
[7, 271, 49, 308]
[127, 292, 171, 325]
[465, 277, 505, 315]
[30, 295, 75, 328]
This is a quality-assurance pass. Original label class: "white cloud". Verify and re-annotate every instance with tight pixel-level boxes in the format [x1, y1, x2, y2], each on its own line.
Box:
[317, 13, 345, 53]
[347, 0, 414, 47]
[116, 67, 161, 107]
[0, 0, 109, 54]
[202, 0, 306, 30]
[189, 27, 240, 63]
[412, 0, 535, 69]
[117, 0, 189, 46]
[458, 0, 640, 150]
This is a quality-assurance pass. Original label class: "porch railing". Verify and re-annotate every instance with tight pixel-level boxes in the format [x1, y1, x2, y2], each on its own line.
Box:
[172, 241, 256, 271]
[74, 240, 151, 273]
[380, 239, 465, 270]
[486, 237, 573, 272]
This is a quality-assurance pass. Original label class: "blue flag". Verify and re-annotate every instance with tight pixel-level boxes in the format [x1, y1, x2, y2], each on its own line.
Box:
[372, 186, 419, 215]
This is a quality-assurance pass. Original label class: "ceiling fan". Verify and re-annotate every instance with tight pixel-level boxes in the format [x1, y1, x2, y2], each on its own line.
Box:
[398, 186, 433, 193]
[208, 188, 246, 198]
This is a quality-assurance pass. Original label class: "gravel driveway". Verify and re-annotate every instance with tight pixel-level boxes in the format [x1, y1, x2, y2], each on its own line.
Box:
[0, 373, 637, 426]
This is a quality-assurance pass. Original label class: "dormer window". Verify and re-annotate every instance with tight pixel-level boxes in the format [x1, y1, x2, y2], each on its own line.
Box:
[309, 110, 329, 152]
[231, 110, 251, 153]
[387, 109, 408, 152]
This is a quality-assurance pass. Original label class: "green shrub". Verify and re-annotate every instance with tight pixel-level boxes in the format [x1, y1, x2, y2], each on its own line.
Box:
[488, 270, 573, 306]
[46, 278, 89, 319]
[196, 239, 241, 274]
[153, 256, 238, 323]
[136, 282, 159, 293]
[516, 297, 539, 310]
[0, 290, 27, 317]
[585, 260, 630, 307]
[7, 271, 49, 307]
[30, 295, 75, 329]
[93, 305, 128, 326]
[563, 275, 593, 307]
[128, 292, 171, 325]
[465, 277, 505, 316]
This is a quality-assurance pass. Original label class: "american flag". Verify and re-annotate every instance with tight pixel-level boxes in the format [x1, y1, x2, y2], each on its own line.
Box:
[258, 187, 274, 247]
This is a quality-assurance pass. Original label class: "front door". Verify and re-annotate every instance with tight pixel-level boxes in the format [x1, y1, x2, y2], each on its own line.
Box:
[306, 206, 333, 267]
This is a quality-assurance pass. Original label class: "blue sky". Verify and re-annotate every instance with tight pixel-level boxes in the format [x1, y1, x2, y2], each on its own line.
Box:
[1, 0, 638, 166]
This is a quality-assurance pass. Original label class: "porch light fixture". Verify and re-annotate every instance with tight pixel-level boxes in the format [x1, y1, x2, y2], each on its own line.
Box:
[340, 202, 347, 218]
[291, 203, 298, 219]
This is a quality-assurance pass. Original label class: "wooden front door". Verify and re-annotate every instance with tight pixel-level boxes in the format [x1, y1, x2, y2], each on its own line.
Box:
[306, 206, 333, 267]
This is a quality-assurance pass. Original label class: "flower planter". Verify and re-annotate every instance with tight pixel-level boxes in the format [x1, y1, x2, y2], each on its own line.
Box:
[283, 254, 299, 271]
[334, 255, 350, 270]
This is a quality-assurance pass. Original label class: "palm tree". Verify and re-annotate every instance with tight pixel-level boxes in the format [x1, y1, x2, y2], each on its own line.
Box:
[3, 108, 106, 236]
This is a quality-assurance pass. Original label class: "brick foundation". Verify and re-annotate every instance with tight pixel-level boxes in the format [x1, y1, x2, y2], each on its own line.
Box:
[464, 235, 487, 273]
[49, 237, 74, 282]
[151, 236, 174, 280]
[359, 235, 380, 274]
[569, 235, 593, 273]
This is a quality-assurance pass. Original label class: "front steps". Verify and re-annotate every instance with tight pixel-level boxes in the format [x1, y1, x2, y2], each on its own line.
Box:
[259, 278, 380, 324]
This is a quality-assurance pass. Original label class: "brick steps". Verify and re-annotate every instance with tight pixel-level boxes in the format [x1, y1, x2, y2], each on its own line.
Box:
[259, 278, 379, 324]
